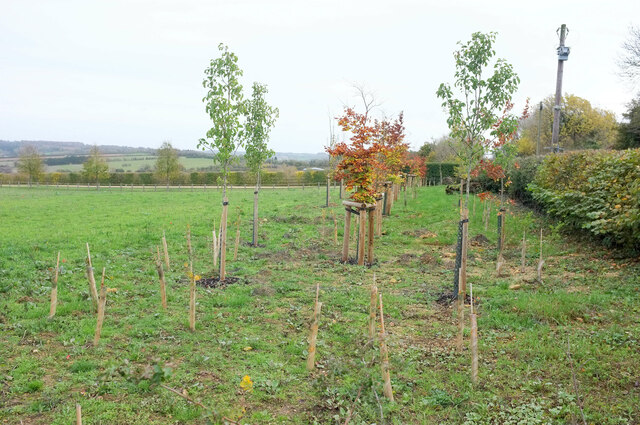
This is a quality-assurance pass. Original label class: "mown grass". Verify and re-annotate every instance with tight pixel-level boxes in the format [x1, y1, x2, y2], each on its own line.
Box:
[0, 185, 638, 424]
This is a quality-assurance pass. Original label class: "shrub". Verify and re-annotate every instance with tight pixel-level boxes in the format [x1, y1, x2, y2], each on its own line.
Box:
[425, 163, 457, 182]
[529, 149, 640, 250]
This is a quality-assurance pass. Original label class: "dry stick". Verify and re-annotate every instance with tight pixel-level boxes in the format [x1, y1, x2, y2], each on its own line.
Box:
[520, 230, 527, 273]
[189, 263, 196, 331]
[470, 278, 478, 384]
[93, 268, 106, 346]
[537, 228, 545, 282]
[155, 246, 168, 310]
[306, 299, 322, 370]
[378, 293, 394, 401]
[369, 274, 378, 339]
[76, 403, 82, 425]
[162, 230, 170, 270]
[86, 243, 98, 308]
[186, 224, 193, 259]
[456, 268, 465, 352]
[48, 252, 61, 319]
[233, 217, 240, 261]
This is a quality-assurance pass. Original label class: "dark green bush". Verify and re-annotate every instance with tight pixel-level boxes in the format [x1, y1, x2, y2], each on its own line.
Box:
[529, 149, 640, 249]
[425, 163, 457, 182]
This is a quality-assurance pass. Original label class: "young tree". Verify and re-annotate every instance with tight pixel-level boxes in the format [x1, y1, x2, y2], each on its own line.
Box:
[244, 82, 279, 246]
[327, 107, 383, 204]
[436, 31, 520, 208]
[198, 43, 246, 198]
[437, 31, 520, 301]
[82, 145, 109, 189]
[154, 141, 182, 187]
[17, 145, 44, 187]
[197, 43, 246, 280]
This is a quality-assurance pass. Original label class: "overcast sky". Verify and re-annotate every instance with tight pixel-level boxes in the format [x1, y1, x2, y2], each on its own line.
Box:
[1, 0, 639, 153]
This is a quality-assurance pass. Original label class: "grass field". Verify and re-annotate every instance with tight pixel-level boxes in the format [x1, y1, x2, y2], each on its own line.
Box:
[0, 186, 638, 424]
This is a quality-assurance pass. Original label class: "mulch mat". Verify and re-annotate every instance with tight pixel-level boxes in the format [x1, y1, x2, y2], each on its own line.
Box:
[197, 276, 246, 289]
[435, 291, 478, 306]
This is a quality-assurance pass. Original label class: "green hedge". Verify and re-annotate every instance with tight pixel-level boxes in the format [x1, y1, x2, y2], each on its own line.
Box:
[529, 150, 640, 249]
[0, 170, 329, 186]
[425, 163, 457, 182]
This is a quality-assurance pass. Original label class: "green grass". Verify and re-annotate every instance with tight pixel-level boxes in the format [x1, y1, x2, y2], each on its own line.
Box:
[0, 186, 638, 424]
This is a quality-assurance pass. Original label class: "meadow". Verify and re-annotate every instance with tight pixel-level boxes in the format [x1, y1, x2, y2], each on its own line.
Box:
[0, 185, 638, 424]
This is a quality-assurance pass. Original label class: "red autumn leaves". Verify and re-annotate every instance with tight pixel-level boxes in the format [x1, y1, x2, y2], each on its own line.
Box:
[327, 108, 409, 203]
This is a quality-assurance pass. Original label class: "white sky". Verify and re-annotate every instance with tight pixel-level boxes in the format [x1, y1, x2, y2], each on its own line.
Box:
[1, 0, 639, 153]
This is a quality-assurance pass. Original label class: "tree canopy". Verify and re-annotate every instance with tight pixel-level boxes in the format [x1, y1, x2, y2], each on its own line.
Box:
[154, 141, 182, 184]
[436, 31, 520, 204]
[198, 43, 246, 196]
[82, 145, 109, 184]
[616, 96, 640, 149]
[244, 82, 278, 185]
[16, 145, 44, 185]
[517, 94, 618, 152]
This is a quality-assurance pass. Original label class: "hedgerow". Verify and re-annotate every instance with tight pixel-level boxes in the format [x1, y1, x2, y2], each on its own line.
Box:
[528, 149, 640, 250]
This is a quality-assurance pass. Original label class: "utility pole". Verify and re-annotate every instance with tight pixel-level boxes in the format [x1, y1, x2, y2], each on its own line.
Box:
[537, 101, 542, 156]
[551, 24, 570, 153]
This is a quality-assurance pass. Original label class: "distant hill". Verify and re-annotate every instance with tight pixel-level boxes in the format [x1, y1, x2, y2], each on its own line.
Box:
[0, 140, 328, 161]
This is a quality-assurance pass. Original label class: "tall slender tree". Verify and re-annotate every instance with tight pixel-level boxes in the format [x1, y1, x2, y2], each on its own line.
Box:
[82, 145, 109, 189]
[154, 141, 181, 187]
[16, 145, 44, 187]
[437, 31, 521, 299]
[244, 82, 279, 247]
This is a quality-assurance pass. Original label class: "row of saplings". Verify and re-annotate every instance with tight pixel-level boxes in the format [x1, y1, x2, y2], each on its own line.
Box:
[41, 177, 418, 423]
[42, 179, 546, 423]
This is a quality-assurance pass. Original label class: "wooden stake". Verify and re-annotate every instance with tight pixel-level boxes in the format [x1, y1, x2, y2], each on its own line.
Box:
[378, 293, 394, 401]
[93, 268, 106, 346]
[76, 403, 82, 425]
[367, 207, 375, 265]
[460, 209, 469, 299]
[470, 313, 478, 384]
[357, 208, 366, 266]
[306, 298, 322, 371]
[342, 208, 351, 263]
[537, 228, 544, 282]
[156, 246, 167, 310]
[233, 217, 240, 261]
[333, 212, 338, 246]
[456, 268, 464, 352]
[162, 230, 170, 270]
[48, 251, 60, 319]
[520, 230, 526, 273]
[253, 188, 259, 247]
[212, 226, 218, 269]
[186, 224, 193, 259]
[189, 262, 196, 331]
[369, 276, 378, 339]
[86, 243, 98, 308]
[220, 197, 228, 280]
